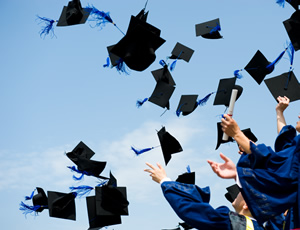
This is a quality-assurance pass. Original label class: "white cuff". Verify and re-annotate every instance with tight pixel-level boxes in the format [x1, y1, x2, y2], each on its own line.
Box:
[160, 177, 171, 184]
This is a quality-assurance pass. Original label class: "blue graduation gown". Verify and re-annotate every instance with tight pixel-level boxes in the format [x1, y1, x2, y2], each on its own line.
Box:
[161, 181, 264, 230]
[237, 125, 300, 225]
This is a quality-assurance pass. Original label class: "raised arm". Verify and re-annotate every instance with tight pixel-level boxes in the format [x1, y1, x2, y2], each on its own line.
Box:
[221, 114, 252, 154]
[207, 153, 237, 179]
[276, 96, 289, 134]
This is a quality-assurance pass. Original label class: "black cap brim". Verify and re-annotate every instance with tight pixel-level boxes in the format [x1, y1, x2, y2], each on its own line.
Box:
[195, 18, 222, 39]
[176, 95, 198, 116]
[57, 5, 90, 26]
[148, 81, 175, 109]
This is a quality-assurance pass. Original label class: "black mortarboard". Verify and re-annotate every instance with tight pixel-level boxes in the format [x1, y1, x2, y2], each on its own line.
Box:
[110, 9, 165, 71]
[285, 0, 300, 10]
[47, 191, 76, 220]
[86, 196, 121, 230]
[176, 95, 198, 116]
[176, 171, 195, 185]
[32, 187, 48, 212]
[213, 77, 243, 106]
[244, 50, 271, 84]
[107, 45, 121, 67]
[179, 222, 194, 230]
[264, 71, 300, 102]
[75, 158, 107, 179]
[148, 80, 176, 110]
[241, 128, 258, 143]
[169, 42, 194, 63]
[151, 65, 176, 86]
[195, 18, 222, 39]
[157, 126, 183, 165]
[216, 122, 234, 150]
[66, 141, 95, 164]
[57, 0, 90, 26]
[283, 10, 300, 51]
[225, 184, 240, 203]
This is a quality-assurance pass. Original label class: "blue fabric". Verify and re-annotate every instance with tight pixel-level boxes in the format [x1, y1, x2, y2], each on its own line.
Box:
[264, 213, 285, 230]
[161, 181, 264, 230]
[237, 125, 300, 225]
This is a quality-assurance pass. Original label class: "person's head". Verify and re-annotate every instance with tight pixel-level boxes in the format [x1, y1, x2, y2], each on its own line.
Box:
[232, 192, 252, 217]
[296, 114, 300, 133]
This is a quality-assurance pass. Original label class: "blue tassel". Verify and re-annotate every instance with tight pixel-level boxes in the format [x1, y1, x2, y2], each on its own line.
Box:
[103, 57, 110, 68]
[266, 46, 288, 73]
[67, 166, 93, 181]
[19, 202, 41, 216]
[25, 189, 36, 201]
[170, 60, 177, 71]
[131, 146, 154, 155]
[115, 58, 130, 75]
[197, 92, 214, 106]
[36, 15, 57, 39]
[209, 23, 221, 34]
[136, 98, 148, 108]
[69, 185, 94, 197]
[234, 69, 243, 79]
[186, 165, 191, 173]
[287, 41, 295, 72]
[159, 59, 167, 67]
[276, 0, 286, 7]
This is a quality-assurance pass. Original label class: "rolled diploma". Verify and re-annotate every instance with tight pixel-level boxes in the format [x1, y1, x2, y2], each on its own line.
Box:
[222, 89, 238, 141]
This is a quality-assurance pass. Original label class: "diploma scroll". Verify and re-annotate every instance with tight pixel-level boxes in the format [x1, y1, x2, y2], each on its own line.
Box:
[222, 89, 238, 141]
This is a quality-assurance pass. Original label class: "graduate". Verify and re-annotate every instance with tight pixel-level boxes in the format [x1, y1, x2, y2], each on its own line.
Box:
[221, 96, 300, 227]
[144, 162, 265, 230]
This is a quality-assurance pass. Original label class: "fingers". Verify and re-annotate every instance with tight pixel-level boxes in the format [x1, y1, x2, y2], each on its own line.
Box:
[145, 162, 155, 170]
[219, 152, 229, 162]
[157, 162, 163, 169]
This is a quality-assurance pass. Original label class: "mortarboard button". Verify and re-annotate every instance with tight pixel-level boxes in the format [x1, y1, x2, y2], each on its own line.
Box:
[195, 18, 222, 39]
[225, 184, 240, 203]
[283, 10, 300, 51]
[244, 50, 271, 84]
[110, 10, 165, 71]
[86, 196, 121, 230]
[57, 0, 90, 26]
[32, 187, 48, 212]
[151, 65, 176, 86]
[148, 80, 176, 110]
[264, 71, 300, 102]
[216, 122, 234, 150]
[157, 126, 183, 165]
[47, 191, 76, 220]
[213, 77, 243, 106]
[176, 95, 198, 116]
[169, 42, 194, 63]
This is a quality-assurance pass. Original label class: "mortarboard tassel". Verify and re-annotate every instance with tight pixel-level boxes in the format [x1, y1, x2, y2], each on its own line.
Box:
[69, 185, 94, 197]
[285, 42, 295, 90]
[36, 15, 57, 39]
[136, 97, 149, 108]
[19, 202, 46, 217]
[276, 0, 286, 7]
[233, 69, 243, 79]
[86, 5, 125, 35]
[159, 59, 168, 67]
[67, 165, 93, 181]
[197, 92, 215, 106]
[186, 165, 191, 173]
[24, 189, 36, 201]
[207, 23, 221, 34]
[170, 51, 183, 72]
[266, 43, 290, 73]
[103, 57, 110, 68]
[115, 58, 130, 75]
[131, 146, 156, 155]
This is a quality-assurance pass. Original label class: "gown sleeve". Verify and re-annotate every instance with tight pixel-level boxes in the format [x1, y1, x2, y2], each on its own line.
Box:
[161, 181, 231, 230]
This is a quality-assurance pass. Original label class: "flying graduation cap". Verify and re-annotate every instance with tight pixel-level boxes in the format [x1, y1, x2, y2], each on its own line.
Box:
[104, 45, 130, 75]
[110, 4, 165, 71]
[175, 166, 195, 185]
[225, 184, 240, 203]
[234, 42, 292, 84]
[167, 42, 195, 71]
[283, 10, 300, 51]
[36, 0, 91, 38]
[264, 71, 300, 102]
[195, 18, 222, 39]
[131, 126, 183, 165]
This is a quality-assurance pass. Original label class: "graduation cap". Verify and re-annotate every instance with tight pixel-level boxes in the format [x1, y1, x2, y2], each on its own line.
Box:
[195, 18, 222, 39]
[179, 222, 194, 230]
[277, 0, 300, 10]
[225, 184, 240, 203]
[175, 166, 195, 184]
[32, 187, 48, 212]
[56, 0, 90, 26]
[283, 10, 300, 51]
[176, 95, 199, 116]
[47, 191, 77, 220]
[241, 128, 258, 143]
[264, 71, 300, 102]
[235, 44, 291, 84]
[216, 122, 234, 150]
[136, 80, 175, 110]
[213, 77, 243, 107]
[110, 8, 165, 71]
[66, 141, 95, 163]
[151, 65, 176, 86]
[167, 42, 194, 71]
[86, 196, 122, 230]
[131, 126, 182, 165]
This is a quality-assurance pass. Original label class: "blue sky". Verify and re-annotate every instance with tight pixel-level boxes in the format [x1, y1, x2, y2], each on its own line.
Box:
[0, 0, 299, 229]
